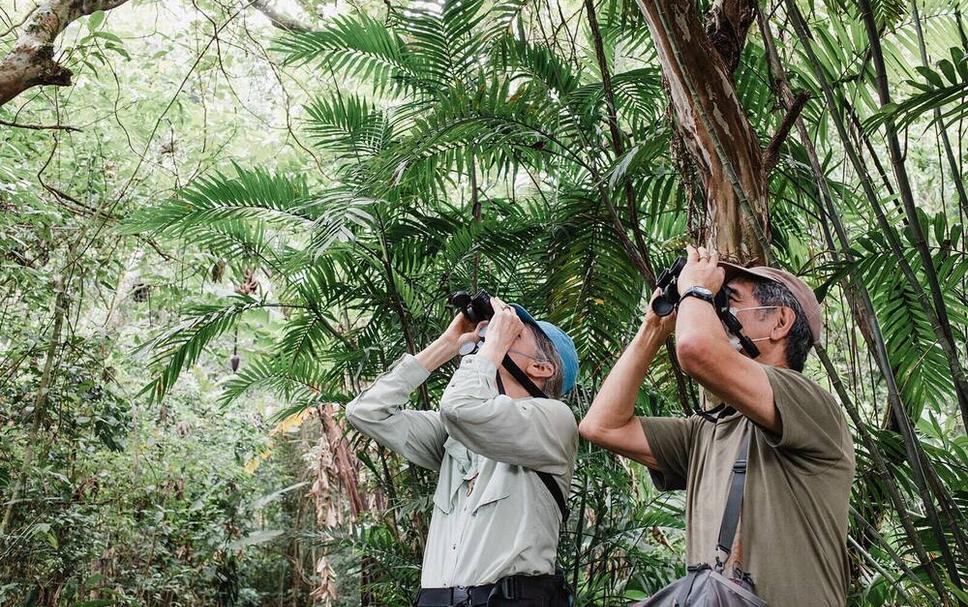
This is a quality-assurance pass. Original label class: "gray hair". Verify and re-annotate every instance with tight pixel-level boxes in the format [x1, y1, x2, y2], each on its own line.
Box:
[529, 326, 564, 398]
[751, 280, 813, 372]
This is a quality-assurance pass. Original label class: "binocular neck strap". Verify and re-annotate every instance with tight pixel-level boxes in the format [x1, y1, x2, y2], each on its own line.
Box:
[498, 354, 548, 400]
[494, 355, 569, 523]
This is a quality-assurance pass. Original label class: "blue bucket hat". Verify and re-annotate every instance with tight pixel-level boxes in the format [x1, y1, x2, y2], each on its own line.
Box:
[509, 303, 579, 395]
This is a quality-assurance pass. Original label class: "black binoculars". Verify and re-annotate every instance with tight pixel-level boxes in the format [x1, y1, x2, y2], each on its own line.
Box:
[652, 257, 687, 317]
[650, 257, 761, 358]
[450, 290, 495, 323]
[449, 290, 494, 355]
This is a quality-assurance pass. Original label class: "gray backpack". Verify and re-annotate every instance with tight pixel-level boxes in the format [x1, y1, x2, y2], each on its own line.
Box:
[633, 423, 766, 607]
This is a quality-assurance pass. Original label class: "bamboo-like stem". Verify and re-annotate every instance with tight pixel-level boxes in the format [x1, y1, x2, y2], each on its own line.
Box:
[785, 1, 963, 596]
[849, 505, 930, 596]
[910, 0, 968, 219]
[856, 0, 968, 433]
[846, 534, 917, 605]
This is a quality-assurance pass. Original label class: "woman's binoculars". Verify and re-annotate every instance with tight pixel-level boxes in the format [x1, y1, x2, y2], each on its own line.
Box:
[449, 290, 494, 355]
[450, 290, 495, 323]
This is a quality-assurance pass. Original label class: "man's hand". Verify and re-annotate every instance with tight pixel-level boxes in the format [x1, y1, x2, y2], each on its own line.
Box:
[639, 287, 677, 341]
[477, 296, 524, 367]
[676, 244, 725, 295]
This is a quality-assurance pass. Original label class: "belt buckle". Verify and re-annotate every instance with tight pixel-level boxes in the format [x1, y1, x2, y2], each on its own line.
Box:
[500, 577, 518, 600]
[452, 586, 470, 606]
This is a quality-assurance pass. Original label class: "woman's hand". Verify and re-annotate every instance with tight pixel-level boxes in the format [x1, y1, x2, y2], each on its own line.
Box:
[439, 312, 483, 356]
[477, 296, 524, 366]
[416, 313, 484, 372]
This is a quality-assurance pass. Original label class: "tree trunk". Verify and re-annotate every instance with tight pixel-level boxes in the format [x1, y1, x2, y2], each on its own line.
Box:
[0, 0, 131, 106]
[633, 0, 770, 261]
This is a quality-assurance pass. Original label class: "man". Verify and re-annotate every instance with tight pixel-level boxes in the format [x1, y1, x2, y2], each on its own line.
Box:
[346, 296, 579, 606]
[579, 245, 855, 606]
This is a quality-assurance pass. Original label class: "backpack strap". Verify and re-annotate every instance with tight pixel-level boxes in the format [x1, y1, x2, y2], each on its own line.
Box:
[498, 354, 570, 523]
[715, 421, 752, 564]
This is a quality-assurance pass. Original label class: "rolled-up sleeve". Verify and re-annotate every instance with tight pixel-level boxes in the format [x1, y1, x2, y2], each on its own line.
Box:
[345, 354, 448, 471]
[439, 355, 577, 475]
[639, 416, 694, 491]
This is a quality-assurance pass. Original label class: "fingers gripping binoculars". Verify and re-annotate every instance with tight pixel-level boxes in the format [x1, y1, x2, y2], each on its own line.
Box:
[450, 290, 495, 324]
[651, 257, 761, 358]
[449, 290, 493, 355]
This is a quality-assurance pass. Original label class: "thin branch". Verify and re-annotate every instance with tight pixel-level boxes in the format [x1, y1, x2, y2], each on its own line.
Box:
[0, 4, 40, 39]
[762, 90, 809, 172]
[0, 117, 79, 131]
[250, 0, 313, 32]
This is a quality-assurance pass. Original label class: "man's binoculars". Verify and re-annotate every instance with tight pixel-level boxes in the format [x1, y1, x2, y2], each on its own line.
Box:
[651, 257, 761, 358]
[652, 257, 687, 317]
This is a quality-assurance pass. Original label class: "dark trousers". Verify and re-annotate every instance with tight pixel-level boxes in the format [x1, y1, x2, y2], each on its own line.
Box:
[414, 573, 572, 607]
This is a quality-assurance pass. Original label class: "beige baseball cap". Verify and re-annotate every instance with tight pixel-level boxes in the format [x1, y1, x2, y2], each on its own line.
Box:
[718, 262, 822, 343]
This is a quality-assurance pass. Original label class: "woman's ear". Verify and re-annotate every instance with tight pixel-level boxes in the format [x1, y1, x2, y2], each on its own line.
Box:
[527, 360, 555, 379]
[771, 307, 797, 340]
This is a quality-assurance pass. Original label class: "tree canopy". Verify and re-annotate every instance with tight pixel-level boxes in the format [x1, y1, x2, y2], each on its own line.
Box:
[1, 0, 966, 604]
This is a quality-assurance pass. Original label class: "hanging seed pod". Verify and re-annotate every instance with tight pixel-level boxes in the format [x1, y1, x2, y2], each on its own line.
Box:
[235, 268, 259, 296]
[211, 259, 226, 283]
[132, 282, 149, 302]
[230, 354, 241, 373]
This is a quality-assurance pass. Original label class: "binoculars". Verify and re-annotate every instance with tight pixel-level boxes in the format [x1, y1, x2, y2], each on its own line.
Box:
[449, 290, 494, 355]
[450, 290, 495, 323]
[652, 257, 687, 317]
[651, 257, 761, 358]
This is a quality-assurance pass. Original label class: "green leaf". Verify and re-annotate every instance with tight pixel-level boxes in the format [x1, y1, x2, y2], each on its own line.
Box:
[88, 10, 105, 31]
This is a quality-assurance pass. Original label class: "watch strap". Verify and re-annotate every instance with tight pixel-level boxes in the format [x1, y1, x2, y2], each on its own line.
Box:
[680, 287, 715, 305]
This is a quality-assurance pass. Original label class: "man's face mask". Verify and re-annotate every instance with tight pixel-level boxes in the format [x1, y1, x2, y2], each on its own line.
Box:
[724, 306, 781, 352]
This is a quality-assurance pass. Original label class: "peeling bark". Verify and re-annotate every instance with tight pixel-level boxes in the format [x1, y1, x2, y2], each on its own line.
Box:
[0, 0, 131, 107]
[634, 0, 769, 262]
[704, 0, 756, 75]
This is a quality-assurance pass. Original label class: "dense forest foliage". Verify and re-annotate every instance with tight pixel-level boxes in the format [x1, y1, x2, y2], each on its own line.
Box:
[0, 0, 966, 604]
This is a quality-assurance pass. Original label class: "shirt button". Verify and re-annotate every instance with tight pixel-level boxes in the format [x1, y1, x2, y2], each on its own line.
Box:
[451, 544, 457, 550]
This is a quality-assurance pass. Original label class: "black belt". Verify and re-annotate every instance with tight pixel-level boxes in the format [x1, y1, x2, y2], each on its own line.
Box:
[415, 573, 563, 606]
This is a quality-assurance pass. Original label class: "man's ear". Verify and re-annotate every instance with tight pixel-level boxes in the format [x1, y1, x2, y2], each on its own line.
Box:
[527, 360, 555, 379]
[770, 307, 797, 341]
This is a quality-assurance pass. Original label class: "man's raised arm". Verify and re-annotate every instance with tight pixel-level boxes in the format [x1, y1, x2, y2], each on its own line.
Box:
[579, 291, 674, 469]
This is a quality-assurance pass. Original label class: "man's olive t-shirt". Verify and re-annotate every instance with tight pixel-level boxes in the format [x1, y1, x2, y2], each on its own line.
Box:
[640, 365, 855, 607]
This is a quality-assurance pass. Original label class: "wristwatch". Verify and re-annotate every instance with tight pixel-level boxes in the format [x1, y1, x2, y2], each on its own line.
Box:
[680, 286, 715, 306]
